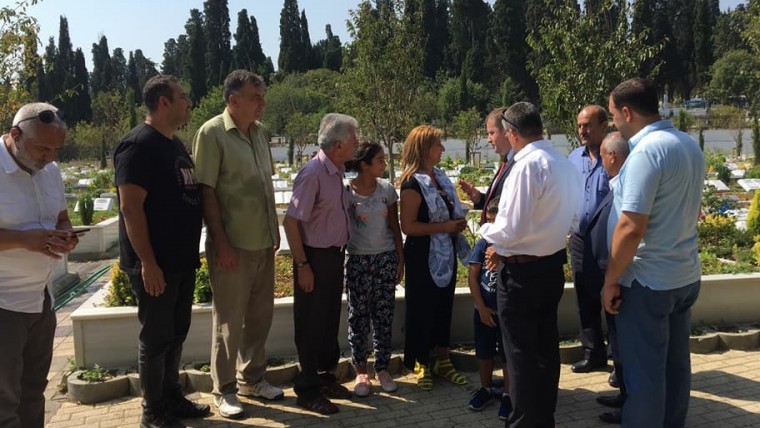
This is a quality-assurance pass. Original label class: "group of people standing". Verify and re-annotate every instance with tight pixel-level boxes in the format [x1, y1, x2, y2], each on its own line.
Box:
[0, 71, 703, 428]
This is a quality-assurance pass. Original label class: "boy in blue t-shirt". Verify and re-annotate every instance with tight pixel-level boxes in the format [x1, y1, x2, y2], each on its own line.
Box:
[467, 198, 512, 420]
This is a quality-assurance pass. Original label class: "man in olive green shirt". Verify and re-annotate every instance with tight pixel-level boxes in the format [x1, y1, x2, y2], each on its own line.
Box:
[192, 70, 282, 420]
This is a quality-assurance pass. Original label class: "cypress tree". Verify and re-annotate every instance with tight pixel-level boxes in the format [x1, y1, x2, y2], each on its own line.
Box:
[161, 38, 181, 76]
[186, 9, 208, 103]
[323, 24, 342, 71]
[203, 0, 231, 87]
[127, 52, 139, 103]
[90, 36, 113, 94]
[449, 0, 489, 82]
[69, 48, 92, 123]
[111, 48, 128, 95]
[278, 0, 302, 73]
[232, 9, 255, 70]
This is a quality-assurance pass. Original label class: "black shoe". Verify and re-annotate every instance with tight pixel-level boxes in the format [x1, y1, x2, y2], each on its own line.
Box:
[596, 393, 624, 408]
[140, 412, 186, 428]
[571, 358, 607, 373]
[599, 410, 622, 424]
[166, 395, 211, 419]
[608, 368, 619, 388]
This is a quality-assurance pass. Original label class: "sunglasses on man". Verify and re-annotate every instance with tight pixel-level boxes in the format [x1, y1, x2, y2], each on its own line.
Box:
[13, 110, 65, 129]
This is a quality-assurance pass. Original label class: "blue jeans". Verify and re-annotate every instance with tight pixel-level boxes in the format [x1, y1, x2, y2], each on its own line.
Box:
[617, 279, 700, 428]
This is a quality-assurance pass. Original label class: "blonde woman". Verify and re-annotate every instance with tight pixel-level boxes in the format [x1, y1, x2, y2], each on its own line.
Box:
[399, 125, 470, 390]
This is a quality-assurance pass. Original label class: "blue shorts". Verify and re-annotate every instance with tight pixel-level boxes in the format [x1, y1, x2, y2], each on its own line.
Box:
[473, 308, 506, 361]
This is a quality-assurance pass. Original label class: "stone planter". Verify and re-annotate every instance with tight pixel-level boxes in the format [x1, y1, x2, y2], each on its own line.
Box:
[71, 273, 760, 369]
[185, 365, 213, 393]
[69, 216, 119, 260]
[67, 370, 129, 405]
[559, 342, 584, 364]
[127, 371, 188, 396]
[689, 332, 720, 354]
[264, 362, 300, 386]
[718, 328, 760, 351]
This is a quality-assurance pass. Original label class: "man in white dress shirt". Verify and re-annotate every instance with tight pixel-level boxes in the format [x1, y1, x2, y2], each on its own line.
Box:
[480, 102, 581, 428]
[0, 103, 79, 428]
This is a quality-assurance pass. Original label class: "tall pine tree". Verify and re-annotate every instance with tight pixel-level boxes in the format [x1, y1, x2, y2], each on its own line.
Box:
[486, 0, 537, 103]
[90, 36, 113, 94]
[69, 48, 92, 123]
[111, 48, 128, 94]
[449, 0, 490, 82]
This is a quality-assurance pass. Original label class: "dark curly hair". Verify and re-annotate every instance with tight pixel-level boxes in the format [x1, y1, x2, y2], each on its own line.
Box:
[345, 141, 384, 172]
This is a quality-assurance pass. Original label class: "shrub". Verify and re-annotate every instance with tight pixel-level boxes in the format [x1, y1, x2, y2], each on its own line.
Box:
[104, 262, 136, 307]
[698, 214, 739, 258]
[194, 257, 212, 303]
[78, 194, 94, 226]
[753, 236, 760, 266]
[77, 364, 112, 383]
[748, 191, 760, 235]
[90, 169, 114, 192]
[716, 164, 731, 183]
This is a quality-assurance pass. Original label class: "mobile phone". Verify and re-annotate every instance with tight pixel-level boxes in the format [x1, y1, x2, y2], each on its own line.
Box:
[74, 228, 91, 235]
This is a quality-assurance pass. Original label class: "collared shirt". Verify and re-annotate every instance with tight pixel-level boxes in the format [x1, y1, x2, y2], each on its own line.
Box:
[286, 149, 350, 248]
[568, 145, 609, 234]
[607, 119, 704, 291]
[0, 137, 65, 313]
[480, 140, 581, 257]
[193, 108, 278, 251]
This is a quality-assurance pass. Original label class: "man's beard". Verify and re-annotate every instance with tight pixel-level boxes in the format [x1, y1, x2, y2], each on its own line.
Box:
[11, 144, 44, 172]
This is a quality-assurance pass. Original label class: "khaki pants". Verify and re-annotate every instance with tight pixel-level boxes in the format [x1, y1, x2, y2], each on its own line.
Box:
[207, 243, 274, 395]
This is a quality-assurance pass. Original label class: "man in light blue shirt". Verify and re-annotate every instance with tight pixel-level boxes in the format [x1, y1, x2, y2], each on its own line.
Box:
[603, 78, 704, 427]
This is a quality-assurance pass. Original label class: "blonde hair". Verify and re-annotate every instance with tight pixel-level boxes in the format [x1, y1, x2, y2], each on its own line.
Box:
[398, 125, 443, 184]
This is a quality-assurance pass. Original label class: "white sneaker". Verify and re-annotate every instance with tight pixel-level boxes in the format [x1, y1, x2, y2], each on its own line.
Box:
[375, 370, 398, 393]
[214, 393, 246, 419]
[238, 378, 285, 401]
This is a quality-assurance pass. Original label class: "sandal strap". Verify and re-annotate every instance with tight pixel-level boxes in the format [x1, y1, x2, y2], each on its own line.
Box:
[434, 359, 468, 385]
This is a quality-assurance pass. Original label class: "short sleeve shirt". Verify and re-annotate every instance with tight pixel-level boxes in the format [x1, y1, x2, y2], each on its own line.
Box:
[114, 124, 202, 275]
[608, 120, 705, 290]
[347, 178, 398, 255]
[468, 238, 498, 310]
[192, 109, 278, 251]
[0, 137, 66, 313]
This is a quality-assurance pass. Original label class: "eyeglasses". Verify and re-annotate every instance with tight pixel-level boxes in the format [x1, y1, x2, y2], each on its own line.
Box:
[13, 110, 65, 127]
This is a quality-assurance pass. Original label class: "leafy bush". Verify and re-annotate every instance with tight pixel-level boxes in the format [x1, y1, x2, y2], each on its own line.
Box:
[194, 257, 212, 303]
[698, 214, 739, 258]
[78, 194, 94, 226]
[90, 169, 114, 192]
[104, 262, 136, 307]
[747, 191, 760, 235]
[716, 164, 731, 183]
[753, 236, 760, 267]
[77, 364, 112, 383]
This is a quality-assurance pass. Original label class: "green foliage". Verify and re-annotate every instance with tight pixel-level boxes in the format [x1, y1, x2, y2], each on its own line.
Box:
[676, 109, 693, 132]
[77, 194, 94, 226]
[0, 0, 37, 128]
[716, 164, 731, 183]
[701, 185, 728, 216]
[90, 169, 114, 192]
[699, 127, 705, 151]
[450, 108, 482, 163]
[752, 105, 760, 165]
[528, 0, 659, 144]
[698, 214, 739, 258]
[700, 250, 759, 274]
[182, 85, 225, 143]
[194, 257, 212, 304]
[708, 105, 746, 129]
[77, 364, 111, 383]
[104, 262, 136, 307]
[709, 50, 760, 104]
[747, 190, 760, 235]
[753, 235, 760, 266]
[340, 0, 426, 182]
[285, 112, 321, 164]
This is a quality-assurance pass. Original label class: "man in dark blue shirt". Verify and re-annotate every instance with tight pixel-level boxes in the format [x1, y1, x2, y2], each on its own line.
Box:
[567, 105, 610, 373]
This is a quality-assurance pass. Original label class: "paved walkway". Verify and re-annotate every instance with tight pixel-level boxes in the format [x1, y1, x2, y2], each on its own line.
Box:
[44, 267, 760, 427]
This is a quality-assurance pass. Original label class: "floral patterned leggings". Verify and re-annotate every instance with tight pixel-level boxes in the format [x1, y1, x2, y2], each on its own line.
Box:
[345, 250, 399, 372]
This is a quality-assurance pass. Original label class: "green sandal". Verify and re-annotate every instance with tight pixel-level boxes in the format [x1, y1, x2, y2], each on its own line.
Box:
[432, 358, 468, 385]
[415, 361, 433, 390]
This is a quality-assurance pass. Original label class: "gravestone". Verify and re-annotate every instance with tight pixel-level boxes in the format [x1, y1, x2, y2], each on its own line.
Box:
[93, 198, 114, 211]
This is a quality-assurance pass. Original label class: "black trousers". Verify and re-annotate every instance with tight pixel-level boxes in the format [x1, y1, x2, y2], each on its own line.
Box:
[129, 270, 195, 412]
[572, 269, 607, 361]
[293, 246, 345, 399]
[605, 311, 627, 401]
[498, 250, 566, 428]
[0, 290, 55, 428]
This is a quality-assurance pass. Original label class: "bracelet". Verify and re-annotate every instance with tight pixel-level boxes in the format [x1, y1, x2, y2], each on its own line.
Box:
[295, 260, 309, 268]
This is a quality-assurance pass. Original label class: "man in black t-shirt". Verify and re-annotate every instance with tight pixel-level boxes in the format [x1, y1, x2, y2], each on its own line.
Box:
[114, 75, 208, 428]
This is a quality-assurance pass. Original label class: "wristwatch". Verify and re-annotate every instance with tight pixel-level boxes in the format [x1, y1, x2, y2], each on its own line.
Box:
[295, 260, 309, 268]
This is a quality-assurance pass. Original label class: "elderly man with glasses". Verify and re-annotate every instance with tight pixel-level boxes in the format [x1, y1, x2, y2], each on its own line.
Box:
[0, 102, 80, 428]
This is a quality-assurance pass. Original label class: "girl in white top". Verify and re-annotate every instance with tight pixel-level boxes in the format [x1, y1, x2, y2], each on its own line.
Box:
[344, 141, 404, 397]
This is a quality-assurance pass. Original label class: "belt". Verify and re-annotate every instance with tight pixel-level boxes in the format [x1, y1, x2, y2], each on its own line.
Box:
[500, 254, 544, 264]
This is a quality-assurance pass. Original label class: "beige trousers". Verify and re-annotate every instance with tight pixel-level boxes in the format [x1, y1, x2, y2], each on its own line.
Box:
[207, 243, 275, 395]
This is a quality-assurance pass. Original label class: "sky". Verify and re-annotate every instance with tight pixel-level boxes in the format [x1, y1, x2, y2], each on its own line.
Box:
[8, 0, 749, 73]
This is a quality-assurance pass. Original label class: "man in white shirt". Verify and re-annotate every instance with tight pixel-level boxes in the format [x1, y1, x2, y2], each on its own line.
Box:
[480, 102, 581, 428]
[0, 103, 79, 428]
